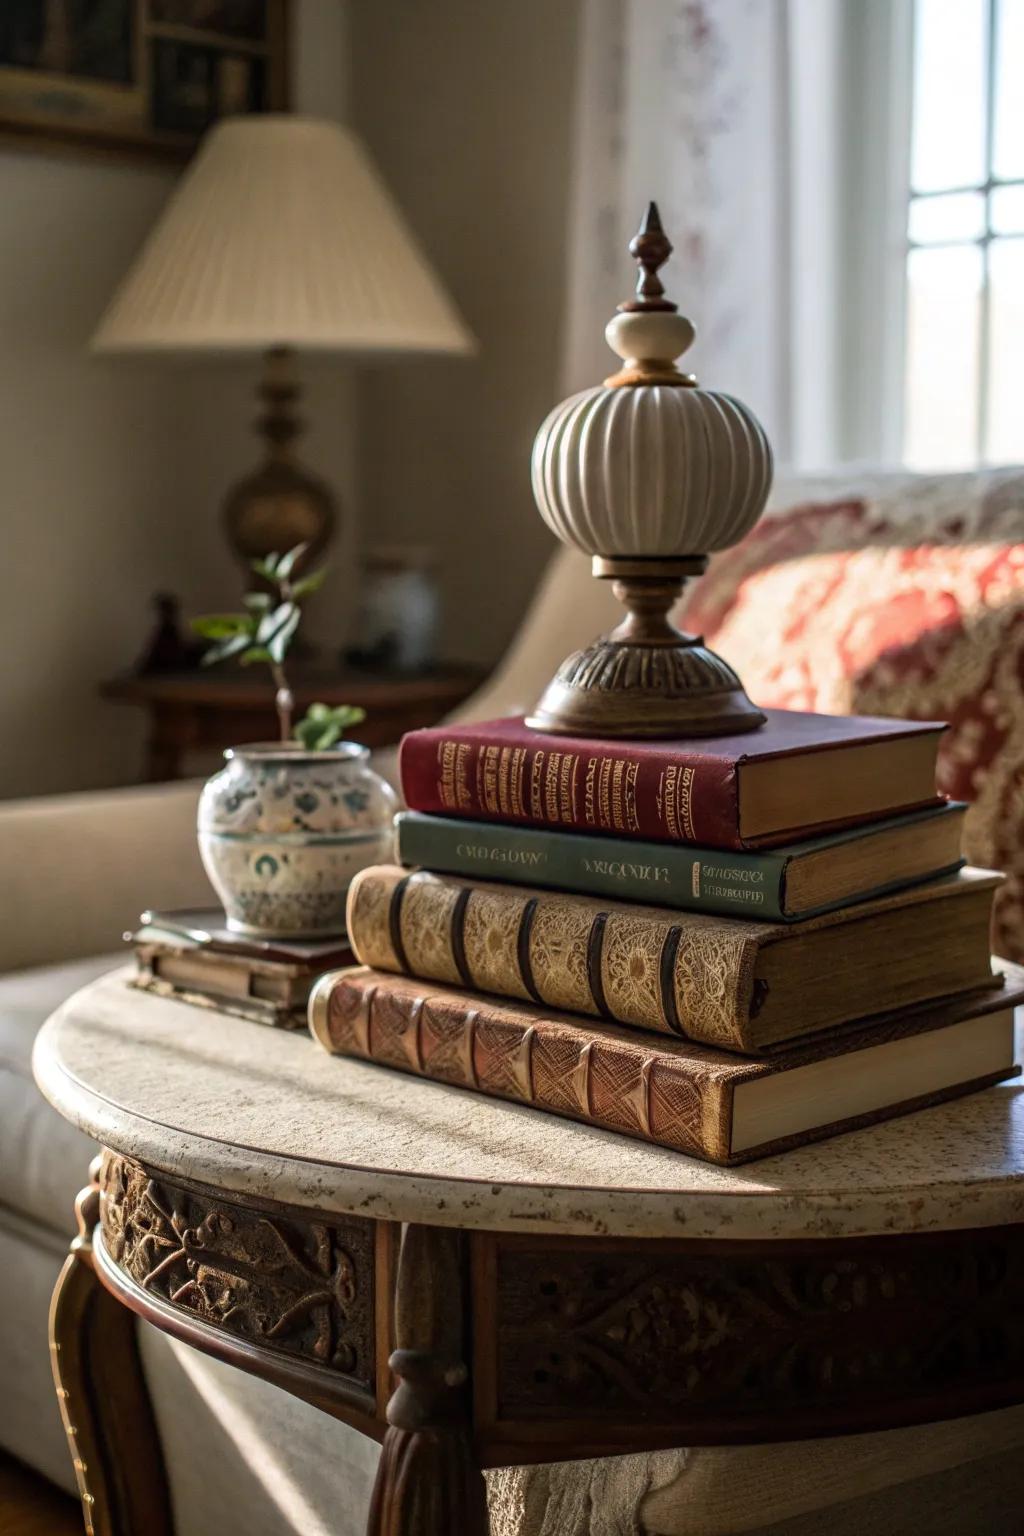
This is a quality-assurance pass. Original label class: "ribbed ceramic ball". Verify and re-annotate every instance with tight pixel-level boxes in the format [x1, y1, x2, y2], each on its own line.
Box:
[530, 383, 773, 558]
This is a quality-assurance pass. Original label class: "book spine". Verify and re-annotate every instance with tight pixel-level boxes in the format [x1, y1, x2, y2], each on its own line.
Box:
[309, 968, 730, 1162]
[398, 727, 743, 847]
[346, 865, 756, 1049]
[396, 813, 790, 920]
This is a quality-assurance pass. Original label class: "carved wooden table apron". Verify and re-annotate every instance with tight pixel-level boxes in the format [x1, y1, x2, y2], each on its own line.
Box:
[34, 970, 1024, 1536]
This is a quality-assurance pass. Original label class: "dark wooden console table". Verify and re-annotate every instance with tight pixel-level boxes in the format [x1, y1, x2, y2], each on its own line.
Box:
[100, 668, 482, 781]
[34, 969, 1024, 1534]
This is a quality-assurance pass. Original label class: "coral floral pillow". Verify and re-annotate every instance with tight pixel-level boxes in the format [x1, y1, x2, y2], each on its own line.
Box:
[682, 488, 1024, 962]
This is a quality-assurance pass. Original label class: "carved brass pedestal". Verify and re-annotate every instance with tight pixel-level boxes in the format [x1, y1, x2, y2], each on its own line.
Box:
[51, 1150, 1024, 1536]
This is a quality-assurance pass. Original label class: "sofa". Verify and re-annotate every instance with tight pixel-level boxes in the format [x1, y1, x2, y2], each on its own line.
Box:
[5, 465, 1024, 1534]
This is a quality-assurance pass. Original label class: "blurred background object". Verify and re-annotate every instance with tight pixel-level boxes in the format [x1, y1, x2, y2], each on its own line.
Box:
[92, 113, 474, 578]
[344, 546, 440, 674]
[2, 0, 1021, 803]
[0, 0, 288, 159]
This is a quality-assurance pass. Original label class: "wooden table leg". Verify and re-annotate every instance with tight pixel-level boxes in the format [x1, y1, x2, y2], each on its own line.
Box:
[367, 1223, 489, 1536]
[49, 1157, 173, 1536]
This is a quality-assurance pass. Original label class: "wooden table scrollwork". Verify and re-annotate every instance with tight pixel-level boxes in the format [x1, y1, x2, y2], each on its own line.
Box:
[35, 971, 1024, 1535]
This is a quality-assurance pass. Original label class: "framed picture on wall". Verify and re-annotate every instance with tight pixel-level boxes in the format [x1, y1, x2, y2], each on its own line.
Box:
[0, 1, 289, 160]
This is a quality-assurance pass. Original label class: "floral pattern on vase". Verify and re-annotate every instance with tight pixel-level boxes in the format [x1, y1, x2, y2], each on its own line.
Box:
[198, 742, 397, 938]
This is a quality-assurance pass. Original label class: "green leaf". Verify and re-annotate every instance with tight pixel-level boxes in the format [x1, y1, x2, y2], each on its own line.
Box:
[243, 592, 271, 611]
[239, 645, 274, 665]
[293, 702, 367, 748]
[190, 613, 249, 639]
[275, 542, 310, 581]
[251, 551, 281, 578]
[267, 605, 301, 662]
[332, 705, 367, 731]
[290, 565, 329, 600]
[200, 631, 252, 666]
[255, 601, 297, 645]
[294, 716, 339, 750]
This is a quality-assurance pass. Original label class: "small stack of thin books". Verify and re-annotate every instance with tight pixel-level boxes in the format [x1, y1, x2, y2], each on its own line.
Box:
[309, 707, 1019, 1166]
[130, 909, 353, 1031]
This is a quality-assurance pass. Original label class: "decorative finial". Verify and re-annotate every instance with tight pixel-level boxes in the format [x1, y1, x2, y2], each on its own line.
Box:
[603, 202, 696, 387]
[621, 202, 677, 313]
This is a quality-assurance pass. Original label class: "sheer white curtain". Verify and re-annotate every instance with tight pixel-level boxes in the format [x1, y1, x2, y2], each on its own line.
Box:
[561, 0, 912, 471]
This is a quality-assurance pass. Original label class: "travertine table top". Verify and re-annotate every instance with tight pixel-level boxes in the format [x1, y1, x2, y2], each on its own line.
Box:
[33, 966, 1024, 1241]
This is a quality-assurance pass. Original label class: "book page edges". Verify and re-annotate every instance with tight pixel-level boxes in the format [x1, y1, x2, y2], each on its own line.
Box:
[731, 1009, 1016, 1151]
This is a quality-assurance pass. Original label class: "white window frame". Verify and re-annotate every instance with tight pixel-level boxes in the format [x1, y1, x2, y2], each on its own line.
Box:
[838, 0, 915, 467]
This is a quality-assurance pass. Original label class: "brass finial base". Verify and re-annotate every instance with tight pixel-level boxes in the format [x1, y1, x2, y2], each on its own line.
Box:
[526, 557, 765, 739]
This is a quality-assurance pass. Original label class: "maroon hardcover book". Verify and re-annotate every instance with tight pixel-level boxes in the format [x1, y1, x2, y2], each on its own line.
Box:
[398, 711, 945, 850]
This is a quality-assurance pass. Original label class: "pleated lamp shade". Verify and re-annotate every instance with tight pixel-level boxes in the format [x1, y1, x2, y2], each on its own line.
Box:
[92, 115, 474, 356]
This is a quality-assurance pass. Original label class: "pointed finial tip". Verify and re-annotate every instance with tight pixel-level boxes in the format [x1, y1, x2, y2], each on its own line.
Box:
[622, 200, 676, 313]
[642, 201, 663, 234]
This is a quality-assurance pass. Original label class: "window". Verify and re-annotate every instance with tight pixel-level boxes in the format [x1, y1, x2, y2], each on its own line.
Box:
[903, 0, 1024, 469]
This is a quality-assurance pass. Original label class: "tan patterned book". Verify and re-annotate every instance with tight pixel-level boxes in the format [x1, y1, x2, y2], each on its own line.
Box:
[309, 967, 1021, 1166]
[345, 864, 1001, 1053]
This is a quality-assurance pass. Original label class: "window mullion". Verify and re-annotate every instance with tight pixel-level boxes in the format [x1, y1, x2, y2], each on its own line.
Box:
[977, 0, 998, 461]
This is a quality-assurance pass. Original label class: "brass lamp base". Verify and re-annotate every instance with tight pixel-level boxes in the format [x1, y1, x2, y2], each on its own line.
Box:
[223, 348, 335, 577]
[526, 556, 765, 739]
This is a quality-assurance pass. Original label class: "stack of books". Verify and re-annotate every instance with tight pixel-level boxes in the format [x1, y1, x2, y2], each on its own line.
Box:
[131, 909, 354, 1030]
[310, 710, 1020, 1165]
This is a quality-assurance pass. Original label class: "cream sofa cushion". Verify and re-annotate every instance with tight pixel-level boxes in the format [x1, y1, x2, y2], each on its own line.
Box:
[0, 953, 112, 1232]
[0, 780, 212, 973]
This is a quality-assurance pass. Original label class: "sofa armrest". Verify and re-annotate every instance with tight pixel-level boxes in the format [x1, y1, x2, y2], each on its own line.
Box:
[0, 782, 214, 974]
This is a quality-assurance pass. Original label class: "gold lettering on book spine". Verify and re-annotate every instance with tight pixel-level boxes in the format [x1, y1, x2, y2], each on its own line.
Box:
[598, 756, 613, 827]
[677, 766, 696, 840]
[610, 758, 625, 831]
[436, 739, 473, 811]
[509, 747, 527, 816]
[529, 750, 546, 820]
[497, 748, 514, 818]
[544, 752, 562, 823]
[583, 757, 598, 826]
[437, 739, 457, 810]
[488, 746, 506, 817]
[663, 765, 679, 839]
[624, 758, 640, 832]
[558, 752, 579, 823]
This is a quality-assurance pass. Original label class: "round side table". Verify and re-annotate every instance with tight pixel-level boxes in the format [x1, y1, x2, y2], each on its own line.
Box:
[33, 968, 1024, 1536]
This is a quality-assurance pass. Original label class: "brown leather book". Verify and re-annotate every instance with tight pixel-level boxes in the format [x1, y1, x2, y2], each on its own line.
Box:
[346, 864, 1001, 1053]
[309, 967, 1021, 1166]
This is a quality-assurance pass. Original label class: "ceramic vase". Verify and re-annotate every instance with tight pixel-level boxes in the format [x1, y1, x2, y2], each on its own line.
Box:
[198, 742, 397, 938]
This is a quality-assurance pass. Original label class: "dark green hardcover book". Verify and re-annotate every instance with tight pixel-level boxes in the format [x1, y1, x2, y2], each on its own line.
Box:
[395, 803, 967, 921]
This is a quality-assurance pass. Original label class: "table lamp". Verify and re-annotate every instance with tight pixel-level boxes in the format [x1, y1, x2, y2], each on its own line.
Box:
[92, 115, 474, 573]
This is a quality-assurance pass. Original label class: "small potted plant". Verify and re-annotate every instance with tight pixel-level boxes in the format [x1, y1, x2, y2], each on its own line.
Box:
[192, 546, 397, 938]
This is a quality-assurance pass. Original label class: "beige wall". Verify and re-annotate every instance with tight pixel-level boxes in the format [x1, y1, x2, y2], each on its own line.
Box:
[0, 0, 580, 799]
[350, 0, 580, 668]
[0, 0, 354, 801]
